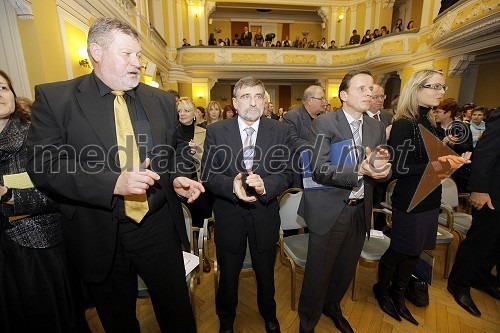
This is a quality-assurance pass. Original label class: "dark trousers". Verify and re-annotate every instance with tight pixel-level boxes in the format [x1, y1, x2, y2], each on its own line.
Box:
[86, 205, 196, 333]
[216, 213, 277, 329]
[449, 206, 500, 291]
[298, 204, 366, 332]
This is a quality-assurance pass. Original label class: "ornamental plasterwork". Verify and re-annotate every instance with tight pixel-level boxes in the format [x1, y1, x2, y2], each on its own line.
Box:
[380, 40, 404, 54]
[332, 51, 367, 65]
[215, 48, 230, 64]
[182, 53, 215, 64]
[283, 54, 316, 65]
[448, 54, 476, 77]
[206, 1, 216, 17]
[269, 50, 284, 65]
[452, 0, 500, 30]
[113, 0, 135, 18]
[317, 51, 330, 65]
[317, 7, 328, 22]
[428, 11, 455, 44]
[232, 53, 267, 64]
[383, 0, 395, 9]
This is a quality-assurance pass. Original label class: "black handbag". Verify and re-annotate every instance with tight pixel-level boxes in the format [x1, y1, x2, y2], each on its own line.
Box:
[405, 275, 429, 307]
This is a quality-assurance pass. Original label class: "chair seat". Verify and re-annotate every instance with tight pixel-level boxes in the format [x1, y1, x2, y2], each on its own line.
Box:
[283, 234, 309, 267]
[360, 235, 391, 261]
[453, 213, 472, 234]
[436, 227, 454, 244]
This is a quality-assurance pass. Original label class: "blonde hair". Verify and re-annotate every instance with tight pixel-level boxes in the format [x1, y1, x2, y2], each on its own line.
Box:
[177, 97, 197, 124]
[206, 101, 222, 125]
[393, 69, 443, 127]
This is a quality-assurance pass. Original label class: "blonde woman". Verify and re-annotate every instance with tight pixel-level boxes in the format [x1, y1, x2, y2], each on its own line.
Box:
[177, 97, 212, 271]
[199, 101, 222, 128]
[374, 70, 471, 325]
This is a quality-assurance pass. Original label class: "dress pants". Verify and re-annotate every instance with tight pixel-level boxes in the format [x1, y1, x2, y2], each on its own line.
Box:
[449, 206, 500, 291]
[86, 204, 196, 333]
[216, 212, 277, 329]
[299, 204, 366, 332]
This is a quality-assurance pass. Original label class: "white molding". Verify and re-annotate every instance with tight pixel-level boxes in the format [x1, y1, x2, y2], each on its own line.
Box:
[448, 54, 476, 77]
[0, 0, 31, 98]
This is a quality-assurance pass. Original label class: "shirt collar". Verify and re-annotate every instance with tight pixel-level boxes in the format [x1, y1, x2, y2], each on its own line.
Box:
[92, 72, 136, 99]
[365, 110, 380, 118]
[343, 109, 364, 126]
[237, 116, 260, 134]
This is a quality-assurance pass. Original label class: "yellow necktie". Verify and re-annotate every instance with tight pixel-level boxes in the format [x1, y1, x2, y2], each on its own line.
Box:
[112, 91, 149, 223]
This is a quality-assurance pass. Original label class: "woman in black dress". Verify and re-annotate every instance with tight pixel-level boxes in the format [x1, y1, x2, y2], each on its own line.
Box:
[0, 70, 87, 332]
[373, 69, 471, 325]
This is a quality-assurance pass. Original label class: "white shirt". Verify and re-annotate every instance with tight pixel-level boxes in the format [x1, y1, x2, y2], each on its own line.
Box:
[366, 110, 381, 120]
[237, 116, 259, 145]
[342, 109, 364, 199]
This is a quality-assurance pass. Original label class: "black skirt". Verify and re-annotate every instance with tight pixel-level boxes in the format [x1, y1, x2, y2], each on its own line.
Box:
[0, 234, 87, 333]
[389, 208, 439, 256]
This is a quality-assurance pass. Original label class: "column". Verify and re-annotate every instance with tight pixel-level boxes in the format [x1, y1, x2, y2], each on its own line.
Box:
[364, 1, 373, 33]
[420, 0, 433, 28]
[167, 0, 176, 55]
[339, 7, 348, 46]
[329, 6, 338, 44]
[374, 0, 382, 30]
[197, 0, 206, 45]
[349, 5, 358, 36]
[176, 0, 183, 47]
[185, 0, 196, 46]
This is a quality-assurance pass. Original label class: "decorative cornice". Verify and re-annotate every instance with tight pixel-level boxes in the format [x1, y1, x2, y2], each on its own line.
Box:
[7, 0, 33, 19]
[317, 7, 329, 22]
[448, 54, 476, 77]
[383, 0, 395, 9]
[206, 1, 216, 17]
[185, 0, 196, 6]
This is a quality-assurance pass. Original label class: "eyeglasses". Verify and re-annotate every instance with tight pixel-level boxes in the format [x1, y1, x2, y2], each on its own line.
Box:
[310, 96, 326, 101]
[371, 95, 386, 100]
[420, 83, 448, 91]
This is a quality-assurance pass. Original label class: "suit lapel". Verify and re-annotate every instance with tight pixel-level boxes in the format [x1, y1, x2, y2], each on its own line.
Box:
[254, 119, 273, 172]
[75, 75, 116, 154]
[361, 114, 376, 149]
[223, 118, 243, 164]
[334, 109, 356, 141]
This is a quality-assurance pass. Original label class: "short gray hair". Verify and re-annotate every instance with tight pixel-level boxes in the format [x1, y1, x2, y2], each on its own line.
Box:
[302, 85, 324, 102]
[87, 17, 139, 56]
[233, 77, 265, 98]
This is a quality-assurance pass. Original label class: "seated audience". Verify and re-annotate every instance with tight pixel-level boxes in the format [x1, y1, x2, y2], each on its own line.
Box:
[393, 18, 404, 32]
[208, 33, 217, 45]
[329, 40, 337, 49]
[182, 38, 191, 46]
[373, 29, 382, 38]
[222, 104, 236, 119]
[470, 106, 487, 147]
[461, 103, 475, 124]
[361, 30, 372, 44]
[407, 20, 416, 30]
[381, 26, 389, 35]
[199, 100, 222, 128]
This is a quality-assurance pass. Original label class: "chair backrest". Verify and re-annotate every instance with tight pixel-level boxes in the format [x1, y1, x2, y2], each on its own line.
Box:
[441, 177, 459, 208]
[181, 203, 195, 251]
[278, 188, 307, 230]
[385, 179, 397, 206]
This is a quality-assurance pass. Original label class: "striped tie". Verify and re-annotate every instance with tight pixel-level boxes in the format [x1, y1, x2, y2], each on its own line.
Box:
[243, 127, 255, 170]
[350, 119, 364, 199]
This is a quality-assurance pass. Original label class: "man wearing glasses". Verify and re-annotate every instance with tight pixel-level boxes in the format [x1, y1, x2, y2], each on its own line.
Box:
[366, 84, 393, 128]
[201, 77, 293, 333]
[283, 85, 327, 188]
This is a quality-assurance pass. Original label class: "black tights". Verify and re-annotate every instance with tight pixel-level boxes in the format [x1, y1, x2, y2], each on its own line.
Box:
[381, 247, 419, 268]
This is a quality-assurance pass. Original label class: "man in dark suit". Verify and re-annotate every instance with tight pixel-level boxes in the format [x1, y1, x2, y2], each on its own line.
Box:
[349, 30, 361, 45]
[366, 84, 393, 229]
[448, 110, 500, 316]
[201, 77, 292, 333]
[26, 18, 203, 332]
[283, 85, 327, 188]
[241, 26, 252, 46]
[298, 70, 391, 333]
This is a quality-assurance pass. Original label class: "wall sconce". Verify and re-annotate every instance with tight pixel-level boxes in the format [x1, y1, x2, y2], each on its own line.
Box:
[214, 27, 222, 33]
[221, 96, 228, 101]
[149, 80, 159, 88]
[338, 14, 344, 23]
[193, 7, 199, 18]
[78, 47, 90, 68]
[197, 92, 204, 99]
[301, 30, 309, 36]
[296, 96, 302, 101]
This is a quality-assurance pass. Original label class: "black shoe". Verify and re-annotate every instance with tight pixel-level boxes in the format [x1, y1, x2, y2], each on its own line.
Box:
[447, 286, 481, 316]
[471, 280, 500, 301]
[264, 319, 281, 333]
[390, 287, 419, 325]
[322, 310, 354, 333]
[373, 284, 402, 321]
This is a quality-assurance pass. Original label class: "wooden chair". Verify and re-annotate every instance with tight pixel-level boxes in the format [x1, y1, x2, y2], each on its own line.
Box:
[277, 188, 308, 310]
[439, 177, 472, 244]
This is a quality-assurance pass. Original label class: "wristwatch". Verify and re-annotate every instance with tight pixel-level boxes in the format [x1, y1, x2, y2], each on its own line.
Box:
[1, 187, 13, 203]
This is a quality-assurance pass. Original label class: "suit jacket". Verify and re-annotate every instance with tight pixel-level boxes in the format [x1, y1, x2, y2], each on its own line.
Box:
[349, 34, 361, 45]
[283, 104, 314, 187]
[299, 109, 387, 235]
[201, 117, 293, 253]
[467, 112, 500, 208]
[379, 109, 394, 127]
[26, 74, 189, 282]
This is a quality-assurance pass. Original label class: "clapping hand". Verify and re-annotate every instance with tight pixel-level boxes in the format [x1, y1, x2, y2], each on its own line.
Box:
[173, 176, 205, 203]
[233, 173, 257, 203]
[359, 146, 391, 179]
[438, 152, 472, 170]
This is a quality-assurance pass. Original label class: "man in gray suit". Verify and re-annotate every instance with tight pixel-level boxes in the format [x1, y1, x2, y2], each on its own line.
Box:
[298, 70, 391, 333]
[283, 85, 327, 188]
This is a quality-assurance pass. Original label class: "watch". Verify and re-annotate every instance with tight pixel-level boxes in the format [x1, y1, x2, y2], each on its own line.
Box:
[1, 187, 13, 203]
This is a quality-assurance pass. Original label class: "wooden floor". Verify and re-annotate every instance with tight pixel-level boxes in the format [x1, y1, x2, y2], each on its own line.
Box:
[86, 235, 500, 333]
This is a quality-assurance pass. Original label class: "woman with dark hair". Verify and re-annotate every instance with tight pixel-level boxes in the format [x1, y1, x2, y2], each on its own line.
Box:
[407, 20, 416, 30]
[361, 29, 372, 44]
[222, 104, 236, 119]
[208, 33, 217, 46]
[0, 70, 87, 332]
[393, 18, 404, 32]
[373, 70, 471, 325]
